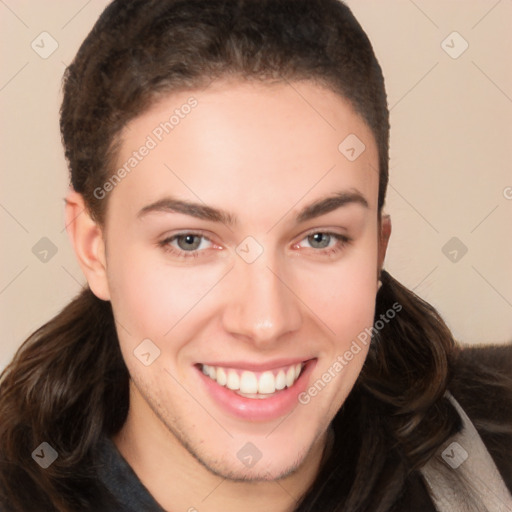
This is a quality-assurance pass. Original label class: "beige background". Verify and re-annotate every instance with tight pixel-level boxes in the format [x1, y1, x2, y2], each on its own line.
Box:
[1, 0, 511, 372]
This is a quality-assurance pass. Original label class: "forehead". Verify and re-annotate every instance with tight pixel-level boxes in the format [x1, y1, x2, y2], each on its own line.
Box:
[106, 79, 379, 225]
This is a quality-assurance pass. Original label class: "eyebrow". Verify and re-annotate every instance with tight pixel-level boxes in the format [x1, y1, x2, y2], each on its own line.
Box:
[296, 190, 369, 223]
[137, 190, 369, 226]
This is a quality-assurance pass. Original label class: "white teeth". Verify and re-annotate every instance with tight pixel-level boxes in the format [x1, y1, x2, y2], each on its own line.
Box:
[285, 366, 296, 388]
[258, 371, 276, 394]
[216, 367, 227, 386]
[240, 371, 259, 394]
[226, 370, 240, 390]
[275, 370, 286, 390]
[201, 362, 304, 396]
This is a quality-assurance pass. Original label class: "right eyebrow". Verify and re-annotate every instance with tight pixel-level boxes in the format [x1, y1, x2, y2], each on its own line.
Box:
[137, 197, 237, 226]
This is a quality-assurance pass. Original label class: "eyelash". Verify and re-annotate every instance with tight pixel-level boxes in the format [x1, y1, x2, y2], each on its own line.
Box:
[158, 231, 351, 259]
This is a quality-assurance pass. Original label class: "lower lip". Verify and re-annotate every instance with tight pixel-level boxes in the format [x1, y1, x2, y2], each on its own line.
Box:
[196, 360, 317, 422]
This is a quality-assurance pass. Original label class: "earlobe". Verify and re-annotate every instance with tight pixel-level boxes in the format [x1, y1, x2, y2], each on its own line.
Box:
[378, 214, 392, 273]
[64, 190, 111, 301]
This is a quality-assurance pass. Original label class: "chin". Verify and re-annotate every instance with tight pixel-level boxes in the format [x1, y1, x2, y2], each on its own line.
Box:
[202, 450, 307, 483]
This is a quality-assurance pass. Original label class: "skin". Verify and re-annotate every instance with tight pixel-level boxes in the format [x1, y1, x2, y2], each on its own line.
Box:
[66, 79, 391, 512]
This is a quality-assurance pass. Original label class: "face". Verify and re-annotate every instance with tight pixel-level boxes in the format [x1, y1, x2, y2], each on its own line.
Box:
[94, 80, 386, 481]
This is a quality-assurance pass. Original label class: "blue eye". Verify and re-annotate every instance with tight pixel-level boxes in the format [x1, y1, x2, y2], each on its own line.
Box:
[159, 232, 213, 258]
[297, 232, 351, 256]
[174, 234, 205, 251]
[307, 233, 335, 249]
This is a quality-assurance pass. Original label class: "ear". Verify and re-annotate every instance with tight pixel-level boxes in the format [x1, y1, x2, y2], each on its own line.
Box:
[65, 190, 111, 301]
[377, 214, 392, 273]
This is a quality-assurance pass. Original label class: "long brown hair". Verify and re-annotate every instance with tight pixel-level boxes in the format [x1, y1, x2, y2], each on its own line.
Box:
[1, 1, 463, 510]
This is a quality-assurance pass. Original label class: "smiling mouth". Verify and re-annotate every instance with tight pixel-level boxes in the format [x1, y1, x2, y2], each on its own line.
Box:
[198, 362, 306, 399]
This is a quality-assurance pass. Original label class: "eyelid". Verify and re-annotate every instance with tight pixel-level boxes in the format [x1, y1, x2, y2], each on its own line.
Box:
[295, 226, 350, 243]
[160, 229, 213, 243]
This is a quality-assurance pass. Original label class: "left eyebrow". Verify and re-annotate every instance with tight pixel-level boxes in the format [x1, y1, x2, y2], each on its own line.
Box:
[295, 190, 369, 223]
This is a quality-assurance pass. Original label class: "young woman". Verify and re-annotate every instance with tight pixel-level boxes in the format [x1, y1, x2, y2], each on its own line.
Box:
[1, 1, 511, 511]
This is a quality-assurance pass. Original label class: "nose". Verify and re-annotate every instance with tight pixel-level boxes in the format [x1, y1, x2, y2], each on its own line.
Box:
[221, 255, 303, 348]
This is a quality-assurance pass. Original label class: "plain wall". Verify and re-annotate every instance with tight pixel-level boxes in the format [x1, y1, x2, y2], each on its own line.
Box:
[1, 0, 511, 372]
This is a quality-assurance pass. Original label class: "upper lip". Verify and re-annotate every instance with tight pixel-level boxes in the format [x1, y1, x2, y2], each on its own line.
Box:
[197, 357, 315, 372]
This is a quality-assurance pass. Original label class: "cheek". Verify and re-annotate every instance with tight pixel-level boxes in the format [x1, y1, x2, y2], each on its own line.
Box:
[297, 239, 379, 338]
[105, 241, 226, 342]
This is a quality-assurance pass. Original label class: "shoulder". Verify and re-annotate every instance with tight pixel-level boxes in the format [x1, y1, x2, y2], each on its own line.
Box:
[448, 342, 512, 492]
[453, 342, 512, 375]
[449, 343, 512, 422]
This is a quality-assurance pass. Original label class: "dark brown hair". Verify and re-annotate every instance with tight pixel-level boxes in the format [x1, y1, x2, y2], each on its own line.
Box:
[1, 1, 462, 510]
